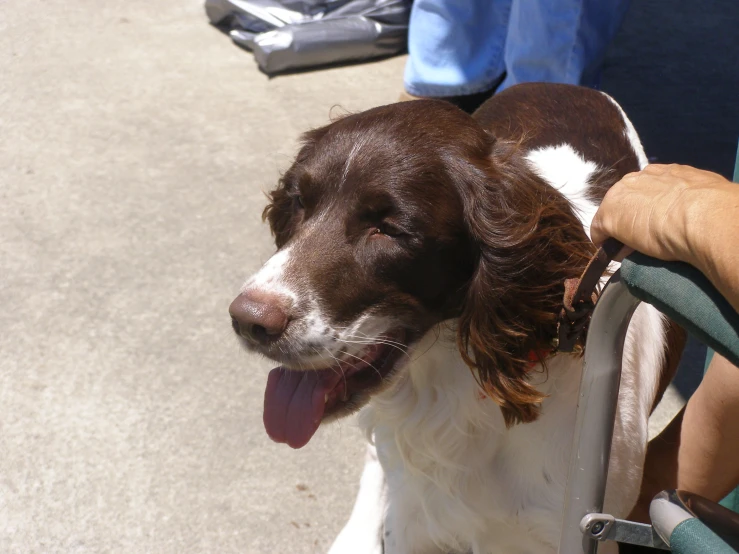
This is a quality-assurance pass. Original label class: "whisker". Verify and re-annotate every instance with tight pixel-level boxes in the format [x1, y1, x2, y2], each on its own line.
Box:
[310, 346, 336, 372]
[338, 332, 409, 350]
[340, 340, 410, 359]
[338, 337, 405, 348]
[307, 347, 323, 375]
[343, 329, 409, 348]
[339, 336, 410, 356]
[335, 348, 385, 382]
[322, 347, 348, 395]
[349, 336, 409, 350]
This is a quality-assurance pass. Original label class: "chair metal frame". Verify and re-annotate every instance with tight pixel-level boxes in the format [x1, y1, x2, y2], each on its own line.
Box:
[558, 270, 639, 553]
[557, 270, 739, 553]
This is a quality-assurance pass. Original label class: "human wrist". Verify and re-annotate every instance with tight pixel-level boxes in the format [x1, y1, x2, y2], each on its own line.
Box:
[682, 183, 738, 276]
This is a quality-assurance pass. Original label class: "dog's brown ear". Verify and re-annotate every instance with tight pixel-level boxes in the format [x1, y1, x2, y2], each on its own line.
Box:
[456, 221, 549, 427]
[452, 138, 595, 427]
[458, 256, 548, 426]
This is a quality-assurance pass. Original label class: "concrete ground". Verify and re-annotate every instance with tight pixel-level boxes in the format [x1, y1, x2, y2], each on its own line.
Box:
[1, 1, 406, 552]
[2, 0, 735, 552]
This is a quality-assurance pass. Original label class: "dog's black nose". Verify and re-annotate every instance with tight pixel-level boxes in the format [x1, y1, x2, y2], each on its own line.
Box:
[229, 291, 290, 344]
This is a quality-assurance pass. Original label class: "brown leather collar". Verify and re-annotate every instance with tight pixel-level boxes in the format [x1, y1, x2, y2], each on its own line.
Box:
[556, 238, 624, 353]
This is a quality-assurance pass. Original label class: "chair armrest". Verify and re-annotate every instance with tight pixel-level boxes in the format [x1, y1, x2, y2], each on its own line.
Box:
[651, 490, 739, 553]
[620, 253, 739, 367]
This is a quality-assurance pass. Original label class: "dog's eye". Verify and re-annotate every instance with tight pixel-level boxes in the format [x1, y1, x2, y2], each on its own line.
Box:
[371, 222, 403, 238]
[293, 195, 304, 211]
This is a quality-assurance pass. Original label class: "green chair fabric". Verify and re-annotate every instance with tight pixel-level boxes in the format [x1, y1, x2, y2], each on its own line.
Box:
[669, 517, 736, 554]
[620, 254, 739, 368]
[722, 487, 739, 513]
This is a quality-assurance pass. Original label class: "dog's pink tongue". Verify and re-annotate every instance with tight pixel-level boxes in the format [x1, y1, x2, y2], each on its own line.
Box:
[263, 367, 343, 449]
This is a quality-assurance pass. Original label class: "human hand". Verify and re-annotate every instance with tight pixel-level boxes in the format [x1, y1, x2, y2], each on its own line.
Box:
[590, 164, 734, 266]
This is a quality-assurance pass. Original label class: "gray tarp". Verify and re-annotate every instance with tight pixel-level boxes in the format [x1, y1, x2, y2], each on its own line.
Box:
[205, 0, 410, 74]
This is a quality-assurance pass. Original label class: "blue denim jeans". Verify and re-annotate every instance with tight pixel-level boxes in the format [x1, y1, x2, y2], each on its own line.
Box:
[404, 0, 631, 97]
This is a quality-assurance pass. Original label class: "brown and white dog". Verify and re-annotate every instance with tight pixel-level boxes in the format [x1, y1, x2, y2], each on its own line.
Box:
[229, 83, 680, 554]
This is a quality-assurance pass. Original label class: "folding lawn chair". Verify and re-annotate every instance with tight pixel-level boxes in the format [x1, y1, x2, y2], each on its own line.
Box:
[557, 144, 739, 553]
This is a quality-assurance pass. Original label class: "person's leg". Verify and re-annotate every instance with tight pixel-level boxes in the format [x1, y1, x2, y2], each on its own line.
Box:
[403, 0, 513, 98]
[499, 0, 631, 92]
[678, 353, 739, 502]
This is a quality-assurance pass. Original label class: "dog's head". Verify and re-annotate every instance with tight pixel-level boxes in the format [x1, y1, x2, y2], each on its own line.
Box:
[230, 100, 593, 448]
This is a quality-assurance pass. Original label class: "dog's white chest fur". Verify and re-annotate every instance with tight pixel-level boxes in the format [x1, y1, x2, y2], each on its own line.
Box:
[357, 306, 661, 554]
[361, 331, 580, 553]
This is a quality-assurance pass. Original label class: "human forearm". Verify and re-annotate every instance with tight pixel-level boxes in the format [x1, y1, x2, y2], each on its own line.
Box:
[684, 184, 739, 312]
[678, 354, 739, 501]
